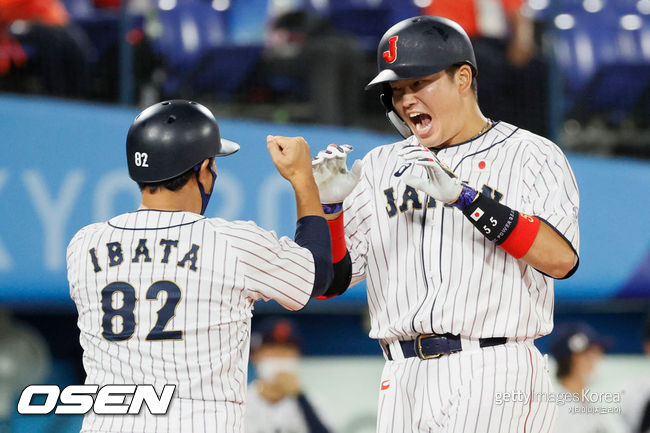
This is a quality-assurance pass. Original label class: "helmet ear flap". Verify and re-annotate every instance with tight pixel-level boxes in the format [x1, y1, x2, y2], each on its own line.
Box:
[380, 85, 412, 139]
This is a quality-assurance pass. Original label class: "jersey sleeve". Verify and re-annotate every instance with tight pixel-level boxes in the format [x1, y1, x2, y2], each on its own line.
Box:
[522, 142, 580, 255]
[66, 230, 84, 304]
[342, 160, 373, 287]
[221, 221, 315, 311]
[66, 223, 102, 304]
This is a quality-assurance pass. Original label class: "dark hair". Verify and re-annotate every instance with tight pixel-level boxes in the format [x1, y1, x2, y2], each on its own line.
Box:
[555, 355, 572, 379]
[139, 157, 214, 193]
[138, 168, 195, 193]
[445, 63, 478, 98]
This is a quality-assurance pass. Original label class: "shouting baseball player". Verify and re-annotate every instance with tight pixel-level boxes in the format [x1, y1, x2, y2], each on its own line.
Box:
[66, 100, 333, 432]
[312, 16, 579, 433]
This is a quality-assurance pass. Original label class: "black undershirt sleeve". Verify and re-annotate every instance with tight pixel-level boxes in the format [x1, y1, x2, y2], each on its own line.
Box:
[319, 251, 352, 298]
[294, 216, 334, 298]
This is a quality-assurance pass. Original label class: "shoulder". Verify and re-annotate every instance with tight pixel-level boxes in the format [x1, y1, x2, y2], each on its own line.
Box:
[204, 217, 269, 233]
[204, 217, 279, 244]
[503, 123, 567, 161]
[67, 222, 107, 251]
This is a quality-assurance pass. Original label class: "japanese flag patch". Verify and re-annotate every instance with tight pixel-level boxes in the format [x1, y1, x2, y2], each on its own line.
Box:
[470, 208, 484, 221]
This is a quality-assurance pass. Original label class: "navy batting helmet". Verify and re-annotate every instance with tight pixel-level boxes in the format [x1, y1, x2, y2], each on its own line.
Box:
[126, 100, 239, 184]
[365, 16, 477, 138]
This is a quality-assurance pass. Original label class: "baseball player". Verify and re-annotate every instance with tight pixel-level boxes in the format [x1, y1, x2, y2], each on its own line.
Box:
[312, 16, 580, 433]
[550, 323, 625, 433]
[246, 318, 332, 433]
[66, 100, 333, 433]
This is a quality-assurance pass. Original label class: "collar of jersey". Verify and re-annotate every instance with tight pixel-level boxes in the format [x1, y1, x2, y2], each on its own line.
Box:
[432, 120, 514, 152]
[107, 209, 206, 230]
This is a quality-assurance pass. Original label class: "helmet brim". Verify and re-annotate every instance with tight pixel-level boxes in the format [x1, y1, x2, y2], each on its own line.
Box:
[365, 63, 477, 91]
[365, 69, 402, 90]
[217, 138, 240, 156]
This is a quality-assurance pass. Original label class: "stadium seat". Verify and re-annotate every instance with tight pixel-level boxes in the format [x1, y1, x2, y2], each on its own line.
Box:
[605, 0, 645, 14]
[328, 6, 390, 50]
[60, 0, 96, 19]
[383, 0, 420, 24]
[60, 0, 120, 64]
[151, 2, 262, 98]
[228, 0, 269, 43]
[154, 2, 227, 69]
[553, 10, 650, 122]
[319, 0, 420, 50]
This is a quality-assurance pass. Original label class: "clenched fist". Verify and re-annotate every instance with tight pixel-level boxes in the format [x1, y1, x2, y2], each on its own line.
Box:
[267, 135, 314, 186]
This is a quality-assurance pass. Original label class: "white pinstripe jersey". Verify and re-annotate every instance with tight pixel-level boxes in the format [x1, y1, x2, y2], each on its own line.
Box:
[66, 209, 315, 433]
[343, 122, 580, 343]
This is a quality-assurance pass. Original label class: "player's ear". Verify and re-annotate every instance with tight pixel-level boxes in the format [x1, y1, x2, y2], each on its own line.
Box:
[456, 64, 472, 95]
[200, 158, 211, 172]
[199, 157, 217, 176]
[197, 158, 216, 190]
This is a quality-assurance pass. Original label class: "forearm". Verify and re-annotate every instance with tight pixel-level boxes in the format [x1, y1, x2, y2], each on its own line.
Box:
[521, 221, 577, 279]
[292, 176, 325, 220]
[397, 145, 578, 278]
[310, 143, 362, 295]
[458, 188, 577, 279]
[316, 213, 351, 299]
[324, 210, 342, 221]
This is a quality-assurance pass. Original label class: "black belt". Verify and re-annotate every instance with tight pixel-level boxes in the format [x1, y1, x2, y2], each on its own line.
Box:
[384, 333, 508, 361]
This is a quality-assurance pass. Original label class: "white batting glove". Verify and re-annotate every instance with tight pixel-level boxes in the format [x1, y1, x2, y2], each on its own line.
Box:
[396, 144, 464, 204]
[312, 144, 363, 204]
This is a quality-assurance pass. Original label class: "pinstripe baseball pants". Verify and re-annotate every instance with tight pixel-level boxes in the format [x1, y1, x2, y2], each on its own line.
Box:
[376, 341, 556, 433]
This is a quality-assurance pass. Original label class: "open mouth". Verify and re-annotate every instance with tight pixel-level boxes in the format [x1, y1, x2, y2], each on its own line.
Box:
[409, 112, 432, 135]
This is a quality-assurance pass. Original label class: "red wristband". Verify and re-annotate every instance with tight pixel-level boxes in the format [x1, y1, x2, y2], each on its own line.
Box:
[498, 213, 540, 259]
[327, 213, 347, 263]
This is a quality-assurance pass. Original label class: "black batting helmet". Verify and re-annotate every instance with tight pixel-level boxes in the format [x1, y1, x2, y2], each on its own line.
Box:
[365, 16, 477, 138]
[127, 100, 239, 183]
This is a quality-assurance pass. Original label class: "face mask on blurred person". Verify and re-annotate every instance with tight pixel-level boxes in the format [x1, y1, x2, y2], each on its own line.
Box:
[255, 357, 299, 382]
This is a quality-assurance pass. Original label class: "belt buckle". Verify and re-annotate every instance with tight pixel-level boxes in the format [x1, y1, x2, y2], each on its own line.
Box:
[416, 333, 443, 360]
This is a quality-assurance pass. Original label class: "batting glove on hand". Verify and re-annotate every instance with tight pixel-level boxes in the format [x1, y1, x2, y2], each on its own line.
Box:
[312, 144, 363, 204]
[396, 144, 465, 204]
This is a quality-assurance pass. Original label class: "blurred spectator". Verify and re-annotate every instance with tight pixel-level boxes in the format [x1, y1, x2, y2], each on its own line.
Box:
[267, 0, 307, 20]
[257, 9, 365, 125]
[422, 0, 548, 135]
[551, 322, 623, 433]
[0, 0, 91, 97]
[0, 310, 50, 429]
[246, 318, 331, 433]
[621, 316, 650, 433]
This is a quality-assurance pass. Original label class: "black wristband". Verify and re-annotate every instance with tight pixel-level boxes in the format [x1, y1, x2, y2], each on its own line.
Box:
[462, 193, 518, 244]
[322, 202, 343, 214]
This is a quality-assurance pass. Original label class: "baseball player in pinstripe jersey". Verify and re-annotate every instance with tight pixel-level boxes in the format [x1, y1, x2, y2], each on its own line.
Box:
[312, 17, 580, 433]
[66, 100, 333, 433]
